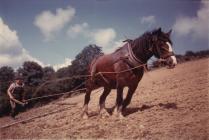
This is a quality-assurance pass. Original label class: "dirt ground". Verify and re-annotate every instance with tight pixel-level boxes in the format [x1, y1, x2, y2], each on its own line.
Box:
[1, 58, 209, 139]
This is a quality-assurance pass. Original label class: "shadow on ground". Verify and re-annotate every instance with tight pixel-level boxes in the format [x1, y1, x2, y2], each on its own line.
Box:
[123, 102, 177, 116]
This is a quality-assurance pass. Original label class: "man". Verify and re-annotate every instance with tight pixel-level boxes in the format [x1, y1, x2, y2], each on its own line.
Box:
[7, 76, 26, 119]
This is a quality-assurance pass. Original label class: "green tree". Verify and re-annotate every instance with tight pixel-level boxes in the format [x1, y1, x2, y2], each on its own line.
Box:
[70, 44, 104, 76]
[17, 61, 44, 86]
[0, 66, 15, 93]
[56, 44, 103, 78]
[185, 51, 196, 57]
[43, 66, 55, 81]
[0, 66, 15, 115]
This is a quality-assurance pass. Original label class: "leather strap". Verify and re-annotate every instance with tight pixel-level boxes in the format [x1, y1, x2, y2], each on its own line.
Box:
[127, 43, 145, 66]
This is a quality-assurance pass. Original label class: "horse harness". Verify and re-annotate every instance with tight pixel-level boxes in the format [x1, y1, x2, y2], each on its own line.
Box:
[119, 43, 147, 72]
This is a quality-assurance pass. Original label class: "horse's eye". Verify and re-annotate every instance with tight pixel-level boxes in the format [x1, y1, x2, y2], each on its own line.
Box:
[160, 41, 165, 46]
[161, 45, 169, 52]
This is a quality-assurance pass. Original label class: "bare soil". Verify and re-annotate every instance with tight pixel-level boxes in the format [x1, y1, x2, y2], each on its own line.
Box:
[1, 58, 209, 139]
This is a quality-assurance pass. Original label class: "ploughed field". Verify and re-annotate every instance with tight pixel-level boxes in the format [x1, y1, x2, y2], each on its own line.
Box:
[1, 58, 209, 139]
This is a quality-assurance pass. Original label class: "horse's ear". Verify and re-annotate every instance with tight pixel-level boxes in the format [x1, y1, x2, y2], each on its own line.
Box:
[152, 27, 161, 35]
[157, 27, 162, 33]
[166, 29, 172, 37]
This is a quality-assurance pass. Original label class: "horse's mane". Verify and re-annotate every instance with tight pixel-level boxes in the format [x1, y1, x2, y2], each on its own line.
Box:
[114, 30, 153, 52]
[114, 46, 124, 52]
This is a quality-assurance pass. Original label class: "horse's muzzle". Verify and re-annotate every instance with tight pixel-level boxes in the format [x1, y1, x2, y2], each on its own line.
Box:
[166, 56, 177, 68]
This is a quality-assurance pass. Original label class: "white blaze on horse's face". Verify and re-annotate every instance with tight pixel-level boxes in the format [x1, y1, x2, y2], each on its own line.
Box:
[166, 42, 177, 65]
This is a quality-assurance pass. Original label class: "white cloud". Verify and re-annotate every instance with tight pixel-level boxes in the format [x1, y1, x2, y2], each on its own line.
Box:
[34, 6, 75, 41]
[0, 18, 44, 68]
[90, 28, 116, 47]
[140, 15, 156, 25]
[67, 22, 89, 38]
[53, 58, 72, 71]
[104, 39, 125, 53]
[173, 0, 209, 39]
[67, 23, 117, 48]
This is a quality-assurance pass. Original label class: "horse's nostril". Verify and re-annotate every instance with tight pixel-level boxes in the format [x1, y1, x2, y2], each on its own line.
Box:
[166, 56, 177, 66]
[170, 63, 176, 68]
[166, 58, 173, 65]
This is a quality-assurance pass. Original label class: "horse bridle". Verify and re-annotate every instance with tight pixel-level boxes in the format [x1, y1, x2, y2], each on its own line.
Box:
[125, 39, 175, 67]
[153, 41, 175, 59]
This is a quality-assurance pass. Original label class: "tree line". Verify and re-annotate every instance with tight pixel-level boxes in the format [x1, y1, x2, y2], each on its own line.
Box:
[0, 45, 208, 116]
[0, 44, 103, 116]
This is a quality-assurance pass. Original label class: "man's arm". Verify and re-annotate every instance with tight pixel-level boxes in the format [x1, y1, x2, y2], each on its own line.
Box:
[7, 84, 15, 99]
[10, 98, 25, 106]
[7, 83, 26, 106]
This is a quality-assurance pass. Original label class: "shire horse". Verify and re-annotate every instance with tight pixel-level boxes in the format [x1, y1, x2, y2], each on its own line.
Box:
[81, 28, 177, 119]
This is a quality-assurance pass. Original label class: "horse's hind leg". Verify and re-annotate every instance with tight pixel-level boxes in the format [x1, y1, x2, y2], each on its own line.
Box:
[113, 86, 124, 118]
[81, 88, 92, 119]
[99, 87, 111, 118]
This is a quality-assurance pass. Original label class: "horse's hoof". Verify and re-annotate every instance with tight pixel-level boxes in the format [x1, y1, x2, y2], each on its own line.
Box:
[99, 109, 110, 118]
[81, 112, 89, 119]
[119, 113, 125, 119]
[113, 108, 118, 116]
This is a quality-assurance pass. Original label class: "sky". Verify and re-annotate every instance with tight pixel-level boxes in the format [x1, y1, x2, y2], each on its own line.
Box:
[0, 0, 208, 70]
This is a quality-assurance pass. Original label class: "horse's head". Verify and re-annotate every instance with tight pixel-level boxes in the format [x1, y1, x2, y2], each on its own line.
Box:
[150, 28, 177, 68]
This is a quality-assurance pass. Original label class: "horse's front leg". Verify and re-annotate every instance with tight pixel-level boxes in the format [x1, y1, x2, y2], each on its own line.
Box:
[113, 86, 124, 118]
[122, 85, 138, 111]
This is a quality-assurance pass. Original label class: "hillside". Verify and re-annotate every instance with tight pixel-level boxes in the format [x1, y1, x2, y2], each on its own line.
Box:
[1, 58, 209, 139]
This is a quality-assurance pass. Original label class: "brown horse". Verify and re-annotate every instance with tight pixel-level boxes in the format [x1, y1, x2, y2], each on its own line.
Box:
[81, 28, 177, 119]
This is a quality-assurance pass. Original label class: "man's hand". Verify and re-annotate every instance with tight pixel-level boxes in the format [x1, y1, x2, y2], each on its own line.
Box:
[10, 98, 25, 106]
[22, 99, 28, 105]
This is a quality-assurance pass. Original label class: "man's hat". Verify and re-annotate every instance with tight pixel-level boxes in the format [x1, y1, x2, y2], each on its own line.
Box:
[14, 74, 23, 80]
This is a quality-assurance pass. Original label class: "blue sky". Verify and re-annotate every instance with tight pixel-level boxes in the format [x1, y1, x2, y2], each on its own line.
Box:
[0, 0, 208, 70]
